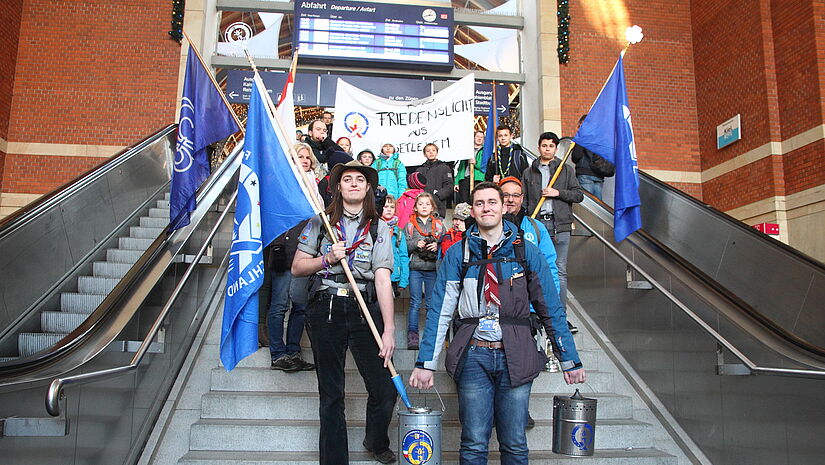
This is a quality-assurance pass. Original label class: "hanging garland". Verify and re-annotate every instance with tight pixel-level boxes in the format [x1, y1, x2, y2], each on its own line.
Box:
[169, 0, 185, 42]
[557, 0, 570, 64]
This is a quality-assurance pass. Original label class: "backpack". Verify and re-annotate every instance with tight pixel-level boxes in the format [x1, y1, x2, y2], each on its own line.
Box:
[524, 217, 543, 246]
[290, 219, 380, 305]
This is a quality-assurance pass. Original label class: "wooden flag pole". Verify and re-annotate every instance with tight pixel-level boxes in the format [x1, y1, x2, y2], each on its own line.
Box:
[245, 53, 402, 380]
[181, 30, 244, 135]
[530, 141, 576, 219]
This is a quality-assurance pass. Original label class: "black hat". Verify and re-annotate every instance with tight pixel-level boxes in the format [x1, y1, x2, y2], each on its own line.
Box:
[328, 160, 379, 190]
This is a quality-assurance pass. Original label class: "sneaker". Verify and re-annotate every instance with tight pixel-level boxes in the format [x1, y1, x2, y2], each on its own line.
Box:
[289, 353, 315, 371]
[567, 321, 579, 334]
[363, 441, 397, 464]
[407, 331, 419, 350]
[270, 354, 299, 372]
[526, 412, 536, 429]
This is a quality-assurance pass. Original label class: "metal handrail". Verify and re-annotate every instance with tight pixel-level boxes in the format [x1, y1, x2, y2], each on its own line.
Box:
[573, 212, 825, 379]
[46, 188, 237, 416]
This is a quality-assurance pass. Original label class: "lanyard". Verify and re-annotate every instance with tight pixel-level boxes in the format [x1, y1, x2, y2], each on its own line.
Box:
[496, 146, 513, 178]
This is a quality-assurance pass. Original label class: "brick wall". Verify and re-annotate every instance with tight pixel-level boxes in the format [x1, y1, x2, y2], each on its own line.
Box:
[0, 0, 23, 142]
[559, 0, 702, 185]
[1, 0, 180, 195]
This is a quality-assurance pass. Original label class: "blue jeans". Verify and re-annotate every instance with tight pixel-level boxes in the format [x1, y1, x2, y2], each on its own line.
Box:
[457, 346, 532, 465]
[408, 270, 436, 332]
[267, 270, 306, 359]
[551, 231, 570, 308]
[577, 175, 603, 200]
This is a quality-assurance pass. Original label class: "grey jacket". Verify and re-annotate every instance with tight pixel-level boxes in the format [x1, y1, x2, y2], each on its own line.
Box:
[404, 216, 445, 271]
[522, 158, 584, 233]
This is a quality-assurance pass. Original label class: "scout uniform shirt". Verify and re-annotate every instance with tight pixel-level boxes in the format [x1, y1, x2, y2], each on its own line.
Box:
[297, 210, 394, 292]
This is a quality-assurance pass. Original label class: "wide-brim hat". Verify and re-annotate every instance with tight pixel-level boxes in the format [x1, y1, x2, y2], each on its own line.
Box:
[328, 160, 379, 191]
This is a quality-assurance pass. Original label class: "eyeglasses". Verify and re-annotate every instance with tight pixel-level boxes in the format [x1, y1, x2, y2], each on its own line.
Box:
[502, 193, 523, 199]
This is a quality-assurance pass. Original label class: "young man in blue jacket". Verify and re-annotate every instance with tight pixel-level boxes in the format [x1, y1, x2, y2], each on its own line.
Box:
[410, 182, 585, 465]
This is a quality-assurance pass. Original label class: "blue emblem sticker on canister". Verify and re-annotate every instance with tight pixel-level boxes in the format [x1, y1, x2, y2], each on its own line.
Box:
[571, 423, 594, 451]
[402, 429, 434, 464]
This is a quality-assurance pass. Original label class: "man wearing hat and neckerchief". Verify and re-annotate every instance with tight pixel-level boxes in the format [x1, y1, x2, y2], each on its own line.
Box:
[292, 160, 398, 465]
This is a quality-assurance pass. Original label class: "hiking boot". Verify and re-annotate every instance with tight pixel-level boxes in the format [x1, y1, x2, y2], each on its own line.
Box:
[270, 354, 299, 372]
[407, 331, 419, 350]
[567, 321, 579, 334]
[289, 353, 315, 371]
[364, 441, 397, 464]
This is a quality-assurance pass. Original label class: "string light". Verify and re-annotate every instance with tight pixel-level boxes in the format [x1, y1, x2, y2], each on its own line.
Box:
[557, 0, 570, 64]
[169, 0, 185, 42]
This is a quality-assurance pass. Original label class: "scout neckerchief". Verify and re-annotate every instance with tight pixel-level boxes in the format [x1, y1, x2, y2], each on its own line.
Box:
[336, 218, 371, 268]
[483, 244, 502, 306]
[410, 214, 442, 238]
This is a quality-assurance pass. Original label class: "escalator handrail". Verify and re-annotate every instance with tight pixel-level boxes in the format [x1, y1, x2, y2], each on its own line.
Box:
[0, 124, 177, 238]
[46, 187, 236, 416]
[574, 211, 825, 379]
[0, 138, 243, 381]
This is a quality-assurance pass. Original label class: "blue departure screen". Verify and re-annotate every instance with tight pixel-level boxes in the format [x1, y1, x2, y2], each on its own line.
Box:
[295, 0, 454, 69]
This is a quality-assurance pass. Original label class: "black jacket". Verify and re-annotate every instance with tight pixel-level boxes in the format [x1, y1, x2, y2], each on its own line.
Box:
[416, 159, 453, 218]
[268, 220, 309, 272]
[484, 143, 528, 182]
[522, 158, 583, 233]
[303, 135, 340, 165]
[571, 143, 598, 178]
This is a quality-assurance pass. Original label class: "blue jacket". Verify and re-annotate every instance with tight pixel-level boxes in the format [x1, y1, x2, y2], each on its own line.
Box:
[374, 153, 407, 199]
[518, 215, 560, 294]
[390, 224, 410, 288]
[416, 221, 581, 386]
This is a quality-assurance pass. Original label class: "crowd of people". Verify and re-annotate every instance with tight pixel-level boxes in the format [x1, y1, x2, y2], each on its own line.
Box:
[256, 112, 611, 464]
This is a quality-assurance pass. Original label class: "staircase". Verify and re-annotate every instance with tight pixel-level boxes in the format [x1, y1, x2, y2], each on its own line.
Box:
[143, 294, 691, 465]
[2, 194, 169, 361]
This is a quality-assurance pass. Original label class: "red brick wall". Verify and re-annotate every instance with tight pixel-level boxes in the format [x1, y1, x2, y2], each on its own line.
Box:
[0, 0, 23, 142]
[783, 140, 825, 195]
[560, 0, 702, 182]
[702, 156, 782, 212]
[2, 154, 103, 194]
[2, 0, 180, 195]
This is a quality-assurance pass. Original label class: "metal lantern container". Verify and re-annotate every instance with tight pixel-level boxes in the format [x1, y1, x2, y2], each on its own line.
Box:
[398, 406, 442, 465]
[552, 389, 598, 456]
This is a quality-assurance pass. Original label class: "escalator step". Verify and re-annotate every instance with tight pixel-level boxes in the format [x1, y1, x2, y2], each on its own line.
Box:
[119, 237, 154, 250]
[41, 311, 87, 333]
[61, 293, 105, 313]
[78, 276, 121, 294]
[0, 357, 17, 363]
[130, 226, 164, 239]
[148, 207, 170, 218]
[140, 216, 167, 228]
[93, 261, 132, 278]
[19, 333, 68, 357]
[156, 199, 170, 209]
[107, 248, 143, 263]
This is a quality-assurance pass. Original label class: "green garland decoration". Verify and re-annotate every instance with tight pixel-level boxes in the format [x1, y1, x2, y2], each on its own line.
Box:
[169, 0, 185, 42]
[557, 0, 570, 64]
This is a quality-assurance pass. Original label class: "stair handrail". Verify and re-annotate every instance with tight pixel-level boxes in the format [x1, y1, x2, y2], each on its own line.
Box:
[0, 124, 177, 237]
[45, 183, 235, 416]
[573, 211, 825, 379]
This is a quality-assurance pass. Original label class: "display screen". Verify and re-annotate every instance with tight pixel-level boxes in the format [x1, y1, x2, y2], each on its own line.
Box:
[294, 0, 454, 69]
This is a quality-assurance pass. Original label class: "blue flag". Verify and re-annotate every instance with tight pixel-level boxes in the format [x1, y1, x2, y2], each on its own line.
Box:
[481, 86, 499, 170]
[170, 50, 239, 231]
[573, 55, 642, 242]
[220, 78, 319, 371]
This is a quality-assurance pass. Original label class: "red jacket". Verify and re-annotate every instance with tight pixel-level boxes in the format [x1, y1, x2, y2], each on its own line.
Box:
[439, 228, 463, 257]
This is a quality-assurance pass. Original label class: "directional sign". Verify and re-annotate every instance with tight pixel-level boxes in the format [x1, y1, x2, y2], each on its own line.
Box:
[431, 81, 509, 116]
[225, 70, 320, 106]
[319, 75, 432, 107]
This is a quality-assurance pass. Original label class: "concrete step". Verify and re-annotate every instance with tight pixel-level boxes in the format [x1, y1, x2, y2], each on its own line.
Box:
[189, 418, 653, 452]
[130, 225, 164, 239]
[93, 261, 132, 279]
[119, 236, 154, 250]
[60, 292, 105, 313]
[164, 192, 171, 201]
[41, 311, 87, 333]
[140, 216, 168, 228]
[157, 199, 170, 209]
[148, 207, 170, 218]
[18, 332, 67, 357]
[179, 448, 676, 465]
[77, 276, 120, 294]
[210, 367, 613, 395]
[201, 391, 633, 422]
[107, 248, 143, 264]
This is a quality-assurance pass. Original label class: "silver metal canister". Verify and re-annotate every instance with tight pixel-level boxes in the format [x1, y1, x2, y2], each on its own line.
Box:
[398, 406, 442, 465]
[552, 389, 597, 456]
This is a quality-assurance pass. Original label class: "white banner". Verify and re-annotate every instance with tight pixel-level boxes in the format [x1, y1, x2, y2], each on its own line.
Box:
[332, 74, 475, 166]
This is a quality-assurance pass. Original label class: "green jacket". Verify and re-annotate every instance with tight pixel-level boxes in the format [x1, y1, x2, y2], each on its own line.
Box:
[455, 147, 485, 185]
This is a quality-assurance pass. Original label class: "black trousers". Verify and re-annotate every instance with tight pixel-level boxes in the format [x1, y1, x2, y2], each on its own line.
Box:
[306, 293, 397, 465]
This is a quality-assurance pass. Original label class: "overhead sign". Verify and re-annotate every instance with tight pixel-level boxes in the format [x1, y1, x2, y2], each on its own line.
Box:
[225, 70, 320, 106]
[294, 0, 454, 70]
[433, 81, 509, 116]
[332, 74, 475, 165]
[319, 75, 431, 106]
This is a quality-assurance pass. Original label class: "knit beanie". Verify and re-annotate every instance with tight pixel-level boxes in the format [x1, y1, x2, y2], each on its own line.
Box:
[408, 172, 427, 189]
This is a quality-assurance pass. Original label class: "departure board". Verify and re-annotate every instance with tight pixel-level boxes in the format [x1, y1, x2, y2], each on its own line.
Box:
[294, 0, 454, 69]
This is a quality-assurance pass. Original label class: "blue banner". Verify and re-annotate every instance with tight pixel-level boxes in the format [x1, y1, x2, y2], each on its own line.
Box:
[481, 88, 498, 171]
[170, 51, 239, 231]
[220, 78, 319, 371]
[573, 55, 642, 242]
